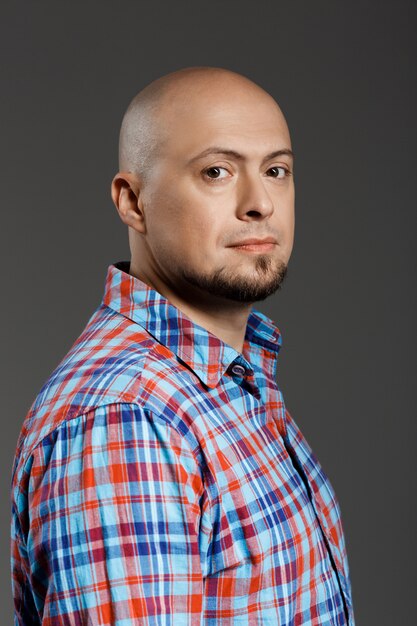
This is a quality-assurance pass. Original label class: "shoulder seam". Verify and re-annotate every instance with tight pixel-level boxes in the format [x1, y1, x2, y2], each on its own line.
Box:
[19, 399, 202, 472]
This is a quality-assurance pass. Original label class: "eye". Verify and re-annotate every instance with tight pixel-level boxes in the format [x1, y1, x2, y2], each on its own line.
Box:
[202, 166, 230, 181]
[267, 166, 291, 179]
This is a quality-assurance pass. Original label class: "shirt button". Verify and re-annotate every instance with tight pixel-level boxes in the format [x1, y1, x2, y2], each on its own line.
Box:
[230, 364, 246, 377]
[260, 331, 278, 342]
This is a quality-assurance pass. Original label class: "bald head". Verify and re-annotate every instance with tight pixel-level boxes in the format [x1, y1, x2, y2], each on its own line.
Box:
[118, 66, 286, 182]
[112, 65, 295, 311]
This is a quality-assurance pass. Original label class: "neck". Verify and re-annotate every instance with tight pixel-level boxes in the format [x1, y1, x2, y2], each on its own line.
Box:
[129, 261, 252, 353]
[166, 295, 252, 354]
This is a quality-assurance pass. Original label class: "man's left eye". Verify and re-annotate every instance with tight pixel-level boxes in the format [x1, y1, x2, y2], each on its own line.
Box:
[267, 166, 289, 178]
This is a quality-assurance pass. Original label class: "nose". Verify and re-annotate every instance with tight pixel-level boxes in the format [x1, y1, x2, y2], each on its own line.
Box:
[236, 170, 274, 221]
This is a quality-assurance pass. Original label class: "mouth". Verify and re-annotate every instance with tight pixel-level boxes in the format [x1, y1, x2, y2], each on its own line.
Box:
[228, 238, 278, 253]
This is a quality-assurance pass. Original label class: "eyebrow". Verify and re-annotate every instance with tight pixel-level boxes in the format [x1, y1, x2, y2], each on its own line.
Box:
[187, 146, 295, 165]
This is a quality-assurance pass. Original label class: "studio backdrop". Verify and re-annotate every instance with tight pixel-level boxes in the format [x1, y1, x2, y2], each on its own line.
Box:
[2, 2, 415, 625]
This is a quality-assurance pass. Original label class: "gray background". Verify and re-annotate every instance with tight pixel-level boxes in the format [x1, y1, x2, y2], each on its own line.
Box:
[2, 1, 416, 624]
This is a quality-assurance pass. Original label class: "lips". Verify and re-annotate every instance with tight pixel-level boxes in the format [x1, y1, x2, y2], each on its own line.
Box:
[229, 237, 277, 246]
[228, 237, 278, 253]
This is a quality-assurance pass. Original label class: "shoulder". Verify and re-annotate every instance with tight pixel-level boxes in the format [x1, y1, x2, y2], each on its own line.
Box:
[12, 303, 204, 481]
[11, 400, 207, 546]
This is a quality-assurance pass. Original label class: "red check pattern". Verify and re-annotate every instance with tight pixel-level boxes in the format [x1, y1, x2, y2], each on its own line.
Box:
[11, 260, 355, 625]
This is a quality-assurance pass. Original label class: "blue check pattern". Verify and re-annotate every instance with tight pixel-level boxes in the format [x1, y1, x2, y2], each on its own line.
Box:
[11, 260, 355, 625]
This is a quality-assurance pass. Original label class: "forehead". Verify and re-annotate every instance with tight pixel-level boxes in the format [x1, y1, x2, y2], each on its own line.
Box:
[158, 96, 291, 162]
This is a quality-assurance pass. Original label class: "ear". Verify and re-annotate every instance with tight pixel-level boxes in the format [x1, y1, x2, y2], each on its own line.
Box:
[111, 172, 146, 235]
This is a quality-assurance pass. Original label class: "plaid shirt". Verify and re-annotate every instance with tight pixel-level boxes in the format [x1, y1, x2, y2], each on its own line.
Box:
[11, 260, 355, 625]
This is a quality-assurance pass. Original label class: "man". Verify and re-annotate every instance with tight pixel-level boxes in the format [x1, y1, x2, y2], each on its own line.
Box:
[10, 66, 355, 625]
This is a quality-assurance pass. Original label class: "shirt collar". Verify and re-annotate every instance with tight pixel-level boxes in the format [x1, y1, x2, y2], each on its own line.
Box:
[101, 261, 282, 389]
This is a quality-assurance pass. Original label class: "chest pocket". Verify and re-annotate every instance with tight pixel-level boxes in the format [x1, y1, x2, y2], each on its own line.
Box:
[206, 419, 315, 576]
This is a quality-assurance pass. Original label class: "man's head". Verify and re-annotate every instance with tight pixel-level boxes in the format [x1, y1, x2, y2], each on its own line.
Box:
[111, 66, 295, 307]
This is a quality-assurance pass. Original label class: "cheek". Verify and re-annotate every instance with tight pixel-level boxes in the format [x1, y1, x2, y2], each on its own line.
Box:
[176, 220, 219, 266]
[282, 207, 295, 259]
[144, 178, 224, 250]
[185, 213, 218, 239]
[288, 210, 295, 239]
[147, 201, 217, 262]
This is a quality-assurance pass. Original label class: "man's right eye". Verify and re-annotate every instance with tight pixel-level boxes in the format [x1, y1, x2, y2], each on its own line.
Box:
[202, 166, 230, 181]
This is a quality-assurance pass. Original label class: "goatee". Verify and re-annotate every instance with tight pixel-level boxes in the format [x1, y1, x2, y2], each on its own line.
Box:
[180, 255, 288, 303]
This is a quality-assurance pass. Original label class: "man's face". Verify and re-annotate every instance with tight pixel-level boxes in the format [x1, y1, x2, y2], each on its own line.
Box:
[137, 88, 295, 306]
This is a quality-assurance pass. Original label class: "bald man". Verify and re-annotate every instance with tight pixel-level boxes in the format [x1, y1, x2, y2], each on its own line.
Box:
[11, 67, 355, 625]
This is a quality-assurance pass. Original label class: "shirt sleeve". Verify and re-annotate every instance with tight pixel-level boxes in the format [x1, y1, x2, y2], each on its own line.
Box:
[13, 402, 209, 626]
